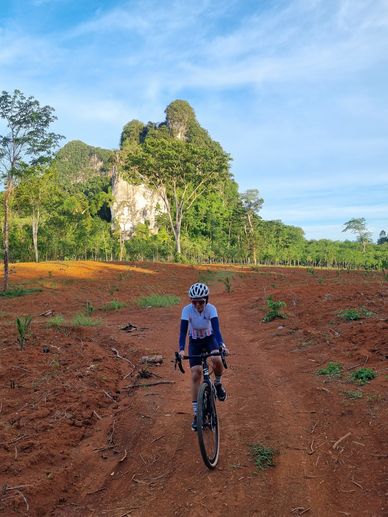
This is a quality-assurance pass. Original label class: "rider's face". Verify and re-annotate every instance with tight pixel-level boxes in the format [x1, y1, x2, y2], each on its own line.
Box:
[191, 299, 206, 308]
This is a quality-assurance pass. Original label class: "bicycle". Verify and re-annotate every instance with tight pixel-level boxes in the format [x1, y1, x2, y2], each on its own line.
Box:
[175, 347, 228, 469]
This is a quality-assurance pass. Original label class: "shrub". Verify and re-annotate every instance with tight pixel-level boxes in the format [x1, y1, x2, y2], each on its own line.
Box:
[250, 443, 277, 470]
[351, 368, 377, 385]
[317, 362, 342, 377]
[338, 307, 374, 321]
[262, 296, 287, 322]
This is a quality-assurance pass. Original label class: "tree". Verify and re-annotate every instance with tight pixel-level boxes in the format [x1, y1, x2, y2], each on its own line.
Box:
[377, 230, 388, 245]
[14, 165, 58, 262]
[240, 189, 264, 264]
[0, 89, 63, 289]
[342, 218, 372, 253]
[122, 102, 231, 257]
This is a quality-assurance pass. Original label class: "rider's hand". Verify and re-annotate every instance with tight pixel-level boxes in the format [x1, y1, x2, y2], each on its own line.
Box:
[178, 350, 185, 359]
[221, 343, 229, 355]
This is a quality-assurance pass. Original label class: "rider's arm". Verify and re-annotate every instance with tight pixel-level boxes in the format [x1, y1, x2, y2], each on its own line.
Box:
[178, 319, 188, 351]
[210, 317, 224, 346]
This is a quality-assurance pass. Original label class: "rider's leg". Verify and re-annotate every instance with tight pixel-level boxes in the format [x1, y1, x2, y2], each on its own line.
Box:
[190, 365, 202, 430]
[191, 365, 202, 403]
[210, 355, 223, 377]
[210, 355, 227, 401]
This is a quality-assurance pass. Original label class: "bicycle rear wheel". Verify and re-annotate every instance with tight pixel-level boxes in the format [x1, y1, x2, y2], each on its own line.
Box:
[197, 382, 220, 469]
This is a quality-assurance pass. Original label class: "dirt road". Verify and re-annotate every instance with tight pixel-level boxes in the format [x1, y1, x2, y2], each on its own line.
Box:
[0, 262, 386, 516]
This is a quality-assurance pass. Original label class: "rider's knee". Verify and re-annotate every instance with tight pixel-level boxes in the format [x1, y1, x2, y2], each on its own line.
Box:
[191, 367, 202, 382]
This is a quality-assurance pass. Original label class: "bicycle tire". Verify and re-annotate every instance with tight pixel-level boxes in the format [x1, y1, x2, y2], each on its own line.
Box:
[197, 382, 220, 469]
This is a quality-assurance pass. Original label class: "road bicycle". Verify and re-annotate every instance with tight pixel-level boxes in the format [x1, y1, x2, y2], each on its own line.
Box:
[175, 347, 228, 469]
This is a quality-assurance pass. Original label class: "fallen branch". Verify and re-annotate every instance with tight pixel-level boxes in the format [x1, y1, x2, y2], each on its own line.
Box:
[126, 380, 175, 389]
[333, 432, 351, 450]
[119, 449, 128, 462]
[151, 435, 164, 444]
[103, 390, 115, 401]
[351, 480, 364, 490]
[93, 410, 102, 420]
[111, 348, 135, 368]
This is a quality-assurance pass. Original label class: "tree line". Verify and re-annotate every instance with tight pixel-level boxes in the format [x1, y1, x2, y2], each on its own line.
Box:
[1, 91, 387, 291]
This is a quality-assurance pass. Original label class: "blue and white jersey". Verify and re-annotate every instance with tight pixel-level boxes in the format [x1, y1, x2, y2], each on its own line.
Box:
[181, 303, 218, 340]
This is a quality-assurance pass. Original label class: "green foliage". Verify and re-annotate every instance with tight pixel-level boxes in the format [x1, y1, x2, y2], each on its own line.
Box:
[343, 390, 363, 400]
[137, 294, 180, 308]
[16, 315, 32, 350]
[101, 300, 127, 311]
[338, 307, 374, 321]
[71, 313, 101, 327]
[54, 140, 113, 184]
[0, 287, 42, 297]
[250, 443, 277, 470]
[85, 301, 94, 315]
[47, 315, 65, 327]
[317, 362, 343, 377]
[262, 296, 287, 322]
[222, 276, 233, 293]
[351, 368, 377, 385]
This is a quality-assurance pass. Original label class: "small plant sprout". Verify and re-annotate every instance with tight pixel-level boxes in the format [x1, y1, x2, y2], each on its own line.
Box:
[16, 316, 32, 350]
[250, 443, 277, 470]
[317, 362, 343, 377]
[262, 296, 287, 322]
[222, 276, 233, 293]
[85, 301, 94, 315]
[351, 368, 377, 385]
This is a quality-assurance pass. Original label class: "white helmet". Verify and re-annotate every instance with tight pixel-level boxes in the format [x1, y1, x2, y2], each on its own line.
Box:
[188, 282, 209, 299]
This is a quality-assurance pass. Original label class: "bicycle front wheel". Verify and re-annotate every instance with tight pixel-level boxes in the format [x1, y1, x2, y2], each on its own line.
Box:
[197, 382, 220, 469]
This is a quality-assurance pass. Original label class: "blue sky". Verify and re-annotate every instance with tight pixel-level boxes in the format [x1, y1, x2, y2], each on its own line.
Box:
[1, 0, 387, 241]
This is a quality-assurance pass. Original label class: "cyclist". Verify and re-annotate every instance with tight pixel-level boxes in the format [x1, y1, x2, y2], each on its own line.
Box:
[178, 282, 228, 431]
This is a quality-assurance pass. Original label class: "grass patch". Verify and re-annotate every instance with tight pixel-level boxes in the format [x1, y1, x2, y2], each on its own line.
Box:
[137, 294, 180, 308]
[317, 361, 343, 377]
[198, 269, 234, 285]
[0, 287, 42, 298]
[351, 368, 377, 385]
[338, 307, 375, 321]
[343, 390, 363, 400]
[47, 315, 65, 327]
[101, 300, 127, 311]
[71, 313, 101, 327]
[250, 443, 277, 470]
[262, 296, 287, 322]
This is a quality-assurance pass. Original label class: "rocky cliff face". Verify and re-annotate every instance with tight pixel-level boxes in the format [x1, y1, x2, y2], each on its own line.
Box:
[111, 168, 165, 238]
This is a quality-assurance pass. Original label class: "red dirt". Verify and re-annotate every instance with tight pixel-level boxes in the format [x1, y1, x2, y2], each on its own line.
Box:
[0, 261, 387, 516]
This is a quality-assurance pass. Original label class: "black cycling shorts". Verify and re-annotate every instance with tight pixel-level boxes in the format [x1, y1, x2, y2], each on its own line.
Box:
[188, 335, 218, 367]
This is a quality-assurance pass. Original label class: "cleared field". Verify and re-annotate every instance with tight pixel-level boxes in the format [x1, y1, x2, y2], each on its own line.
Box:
[0, 261, 387, 516]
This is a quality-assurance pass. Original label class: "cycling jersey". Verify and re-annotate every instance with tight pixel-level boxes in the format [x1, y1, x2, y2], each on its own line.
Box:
[179, 303, 223, 351]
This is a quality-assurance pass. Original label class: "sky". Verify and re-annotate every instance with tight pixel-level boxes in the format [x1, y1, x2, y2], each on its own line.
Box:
[1, 0, 387, 241]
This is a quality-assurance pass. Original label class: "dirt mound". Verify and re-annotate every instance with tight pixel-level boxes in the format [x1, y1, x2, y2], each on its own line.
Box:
[0, 262, 386, 516]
